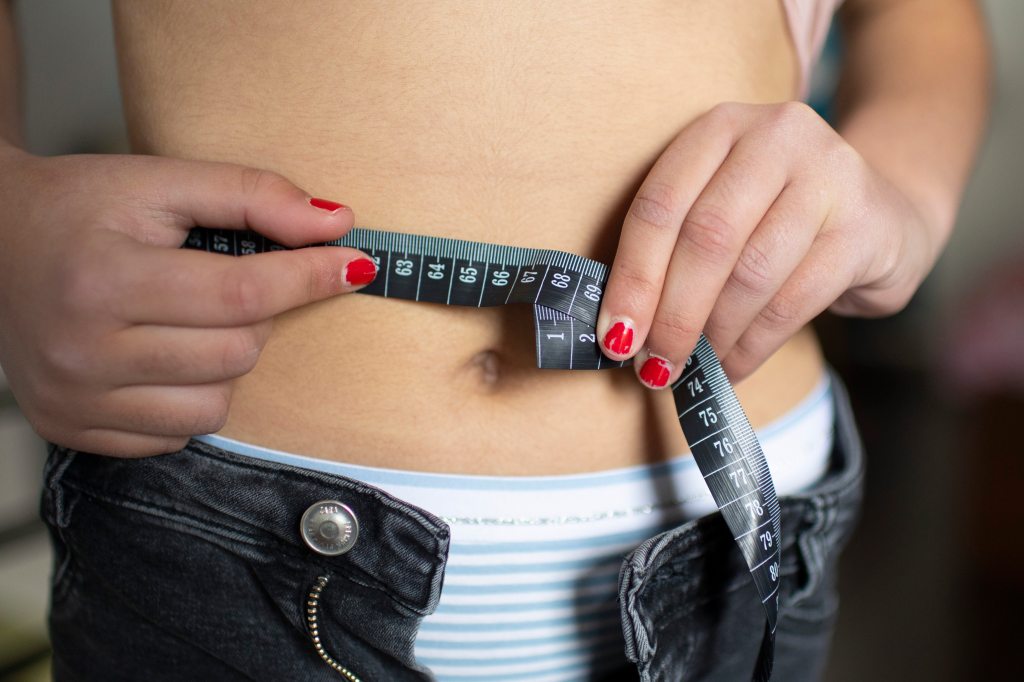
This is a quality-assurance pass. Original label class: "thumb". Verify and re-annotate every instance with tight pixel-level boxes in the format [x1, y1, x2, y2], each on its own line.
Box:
[149, 158, 356, 247]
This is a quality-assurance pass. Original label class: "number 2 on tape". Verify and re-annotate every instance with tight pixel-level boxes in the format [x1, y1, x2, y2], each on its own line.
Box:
[184, 226, 783, 681]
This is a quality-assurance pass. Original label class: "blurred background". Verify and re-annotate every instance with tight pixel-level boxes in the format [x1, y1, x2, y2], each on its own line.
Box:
[1, 1, 1022, 680]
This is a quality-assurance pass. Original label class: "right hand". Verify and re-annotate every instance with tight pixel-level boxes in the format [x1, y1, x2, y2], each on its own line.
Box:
[0, 149, 377, 457]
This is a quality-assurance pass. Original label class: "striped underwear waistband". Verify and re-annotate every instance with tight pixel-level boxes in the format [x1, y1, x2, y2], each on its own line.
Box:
[197, 374, 834, 681]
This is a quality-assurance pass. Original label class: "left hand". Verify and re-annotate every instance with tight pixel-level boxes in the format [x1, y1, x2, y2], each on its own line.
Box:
[596, 101, 934, 388]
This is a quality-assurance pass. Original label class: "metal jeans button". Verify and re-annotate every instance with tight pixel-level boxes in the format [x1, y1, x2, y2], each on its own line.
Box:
[300, 500, 359, 556]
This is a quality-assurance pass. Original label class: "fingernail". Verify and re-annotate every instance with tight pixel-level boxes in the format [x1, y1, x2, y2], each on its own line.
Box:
[309, 197, 347, 212]
[639, 354, 672, 389]
[602, 320, 634, 355]
[344, 258, 377, 286]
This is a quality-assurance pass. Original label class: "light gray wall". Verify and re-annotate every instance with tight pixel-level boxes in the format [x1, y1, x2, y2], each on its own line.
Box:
[15, 0, 125, 155]
[933, 0, 1024, 308]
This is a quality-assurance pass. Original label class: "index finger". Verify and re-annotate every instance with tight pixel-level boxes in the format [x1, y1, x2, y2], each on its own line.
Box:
[111, 236, 377, 327]
[596, 108, 738, 359]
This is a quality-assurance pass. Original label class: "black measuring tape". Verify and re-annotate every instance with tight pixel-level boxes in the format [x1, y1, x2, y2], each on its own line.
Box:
[184, 226, 783, 681]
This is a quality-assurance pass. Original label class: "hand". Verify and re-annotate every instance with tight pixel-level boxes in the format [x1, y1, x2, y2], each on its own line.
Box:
[0, 150, 376, 456]
[596, 101, 934, 388]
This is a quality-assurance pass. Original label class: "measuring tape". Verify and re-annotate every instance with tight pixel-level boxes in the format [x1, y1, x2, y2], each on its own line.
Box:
[184, 226, 783, 681]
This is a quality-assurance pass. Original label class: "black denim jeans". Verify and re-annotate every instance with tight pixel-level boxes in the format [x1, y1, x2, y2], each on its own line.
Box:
[618, 371, 864, 681]
[41, 373, 863, 681]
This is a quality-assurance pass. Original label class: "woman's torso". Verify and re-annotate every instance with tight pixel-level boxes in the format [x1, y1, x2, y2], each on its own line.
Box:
[111, 0, 824, 474]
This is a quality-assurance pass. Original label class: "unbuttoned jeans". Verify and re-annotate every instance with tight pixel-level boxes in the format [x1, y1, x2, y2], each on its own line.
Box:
[41, 372, 863, 681]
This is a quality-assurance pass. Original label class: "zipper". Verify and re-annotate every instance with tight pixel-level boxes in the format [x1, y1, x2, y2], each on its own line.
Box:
[306, 575, 362, 681]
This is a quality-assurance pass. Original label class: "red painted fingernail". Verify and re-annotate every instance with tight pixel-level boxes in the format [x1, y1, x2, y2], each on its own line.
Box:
[603, 321, 634, 355]
[309, 197, 347, 212]
[344, 258, 377, 286]
[639, 355, 672, 389]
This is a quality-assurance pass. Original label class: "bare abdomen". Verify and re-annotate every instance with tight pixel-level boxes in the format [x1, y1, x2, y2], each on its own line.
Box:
[111, 0, 823, 473]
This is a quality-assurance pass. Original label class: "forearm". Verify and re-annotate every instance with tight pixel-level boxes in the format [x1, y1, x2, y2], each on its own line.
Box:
[836, 0, 990, 263]
[0, 0, 22, 150]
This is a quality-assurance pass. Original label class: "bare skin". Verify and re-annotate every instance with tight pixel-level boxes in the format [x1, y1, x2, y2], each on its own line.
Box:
[0, 0, 988, 473]
[111, 0, 819, 473]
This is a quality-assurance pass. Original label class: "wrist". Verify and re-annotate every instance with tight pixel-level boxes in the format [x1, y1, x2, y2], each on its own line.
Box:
[838, 104, 974, 267]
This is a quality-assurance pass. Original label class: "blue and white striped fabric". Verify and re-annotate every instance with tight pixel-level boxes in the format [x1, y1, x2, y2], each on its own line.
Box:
[198, 375, 834, 681]
[413, 524, 680, 680]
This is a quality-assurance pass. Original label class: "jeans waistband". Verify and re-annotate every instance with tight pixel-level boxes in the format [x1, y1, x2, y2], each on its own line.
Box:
[46, 439, 451, 616]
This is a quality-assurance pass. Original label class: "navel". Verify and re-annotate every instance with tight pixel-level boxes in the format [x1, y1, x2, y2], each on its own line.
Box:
[467, 349, 502, 389]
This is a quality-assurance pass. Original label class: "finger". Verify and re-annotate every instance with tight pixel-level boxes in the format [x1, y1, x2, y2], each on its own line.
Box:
[110, 234, 377, 326]
[596, 108, 742, 360]
[635, 138, 789, 388]
[702, 181, 827, 361]
[85, 382, 235, 438]
[137, 159, 356, 248]
[98, 322, 273, 386]
[724, 234, 853, 381]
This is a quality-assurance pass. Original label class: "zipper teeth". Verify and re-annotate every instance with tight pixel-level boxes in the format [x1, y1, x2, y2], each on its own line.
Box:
[306, 575, 361, 681]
